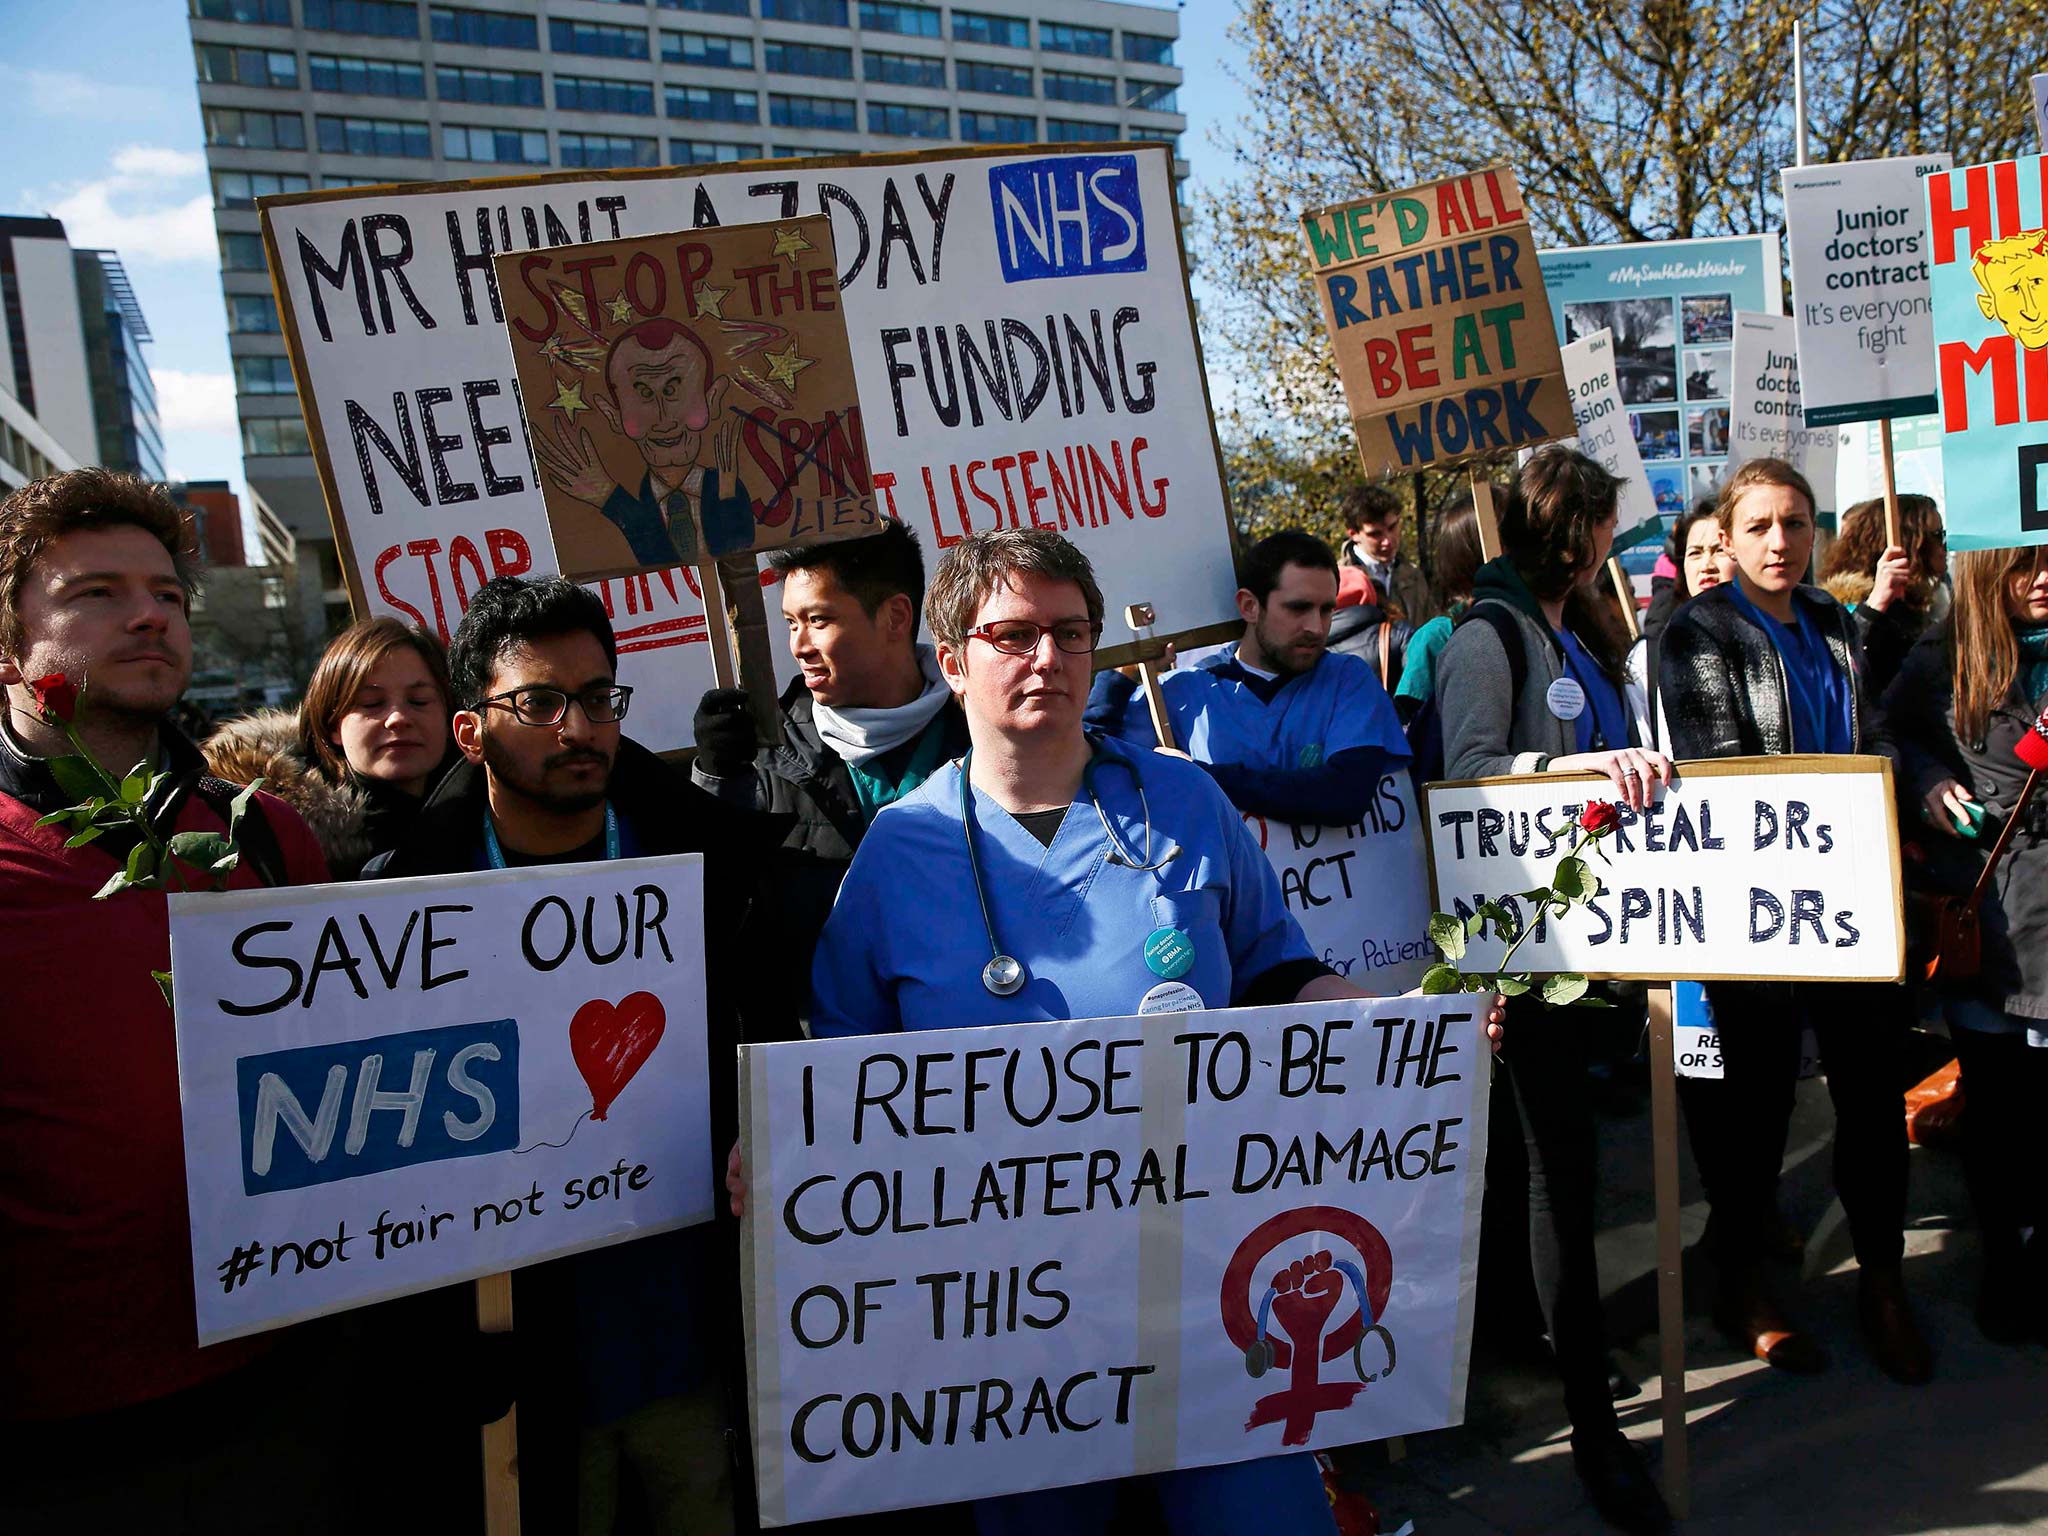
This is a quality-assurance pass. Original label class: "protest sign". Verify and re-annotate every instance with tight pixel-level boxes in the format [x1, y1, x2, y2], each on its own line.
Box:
[1926, 153, 2048, 550]
[1726, 311, 1841, 516]
[171, 855, 710, 1345]
[1245, 775, 1434, 996]
[2034, 75, 2047, 151]
[497, 214, 879, 581]
[1421, 757, 1902, 982]
[739, 997, 1490, 1525]
[1540, 235, 1781, 573]
[1300, 168, 1570, 474]
[1782, 155, 1951, 427]
[1559, 329, 1660, 540]
[261, 144, 1240, 749]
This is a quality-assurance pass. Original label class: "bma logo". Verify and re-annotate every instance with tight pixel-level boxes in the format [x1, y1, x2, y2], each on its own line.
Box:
[988, 154, 1147, 282]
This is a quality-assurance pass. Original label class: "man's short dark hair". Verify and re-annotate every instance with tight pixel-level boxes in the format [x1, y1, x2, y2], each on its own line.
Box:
[768, 517, 927, 619]
[448, 577, 617, 708]
[1340, 484, 1402, 535]
[0, 469, 197, 655]
[1239, 531, 1338, 605]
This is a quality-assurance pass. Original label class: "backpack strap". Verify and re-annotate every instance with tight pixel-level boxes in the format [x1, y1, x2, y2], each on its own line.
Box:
[1456, 601, 1528, 701]
[190, 775, 289, 889]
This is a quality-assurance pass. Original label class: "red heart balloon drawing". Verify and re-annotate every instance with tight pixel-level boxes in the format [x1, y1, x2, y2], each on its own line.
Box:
[569, 992, 667, 1121]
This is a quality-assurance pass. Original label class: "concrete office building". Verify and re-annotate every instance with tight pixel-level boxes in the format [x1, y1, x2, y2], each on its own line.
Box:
[187, 0, 1185, 609]
[0, 216, 164, 484]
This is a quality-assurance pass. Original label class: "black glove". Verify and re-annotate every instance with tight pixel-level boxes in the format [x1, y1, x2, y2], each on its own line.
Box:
[693, 688, 757, 777]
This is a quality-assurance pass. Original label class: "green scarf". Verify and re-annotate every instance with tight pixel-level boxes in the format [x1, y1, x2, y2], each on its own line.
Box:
[845, 714, 953, 824]
[2017, 623, 2048, 707]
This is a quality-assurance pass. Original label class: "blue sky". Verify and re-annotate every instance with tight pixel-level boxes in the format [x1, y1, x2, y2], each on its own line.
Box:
[0, 0, 1249, 546]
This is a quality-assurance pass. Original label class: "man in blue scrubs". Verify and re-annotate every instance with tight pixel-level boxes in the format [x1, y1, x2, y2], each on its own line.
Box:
[1087, 531, 1411, 826]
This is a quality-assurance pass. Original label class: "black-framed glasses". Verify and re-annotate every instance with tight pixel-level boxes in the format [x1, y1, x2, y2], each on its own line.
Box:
[963, 619, 1101, 656]
[476, 685, 634, 726]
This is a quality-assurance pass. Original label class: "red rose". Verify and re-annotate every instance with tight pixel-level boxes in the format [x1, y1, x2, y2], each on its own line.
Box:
[1579, 800, 1621, 835]
[29, 673, 78, 725]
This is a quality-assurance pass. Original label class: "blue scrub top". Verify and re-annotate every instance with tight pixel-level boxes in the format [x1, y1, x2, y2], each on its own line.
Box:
[1727, 583, 1854, 753]
[810, 736, 1316, 1035]
[1111, 648, 1411, 769]
[1553, 627, 1631, 753]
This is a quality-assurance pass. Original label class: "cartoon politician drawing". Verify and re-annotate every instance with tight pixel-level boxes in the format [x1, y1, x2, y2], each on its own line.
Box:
[531, 316, 757, 566]
[1973, 229, 2048, 352]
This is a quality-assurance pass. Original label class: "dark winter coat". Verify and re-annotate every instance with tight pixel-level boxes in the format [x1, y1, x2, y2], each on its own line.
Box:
[1882, 630, 2048, 1020]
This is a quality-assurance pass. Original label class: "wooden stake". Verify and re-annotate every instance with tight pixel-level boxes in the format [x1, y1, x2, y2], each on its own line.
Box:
[718, 552, 784, 746]
[1878, 416, 1902, 550]
[1608, 557, 1641, 642]
[695, 560, 738, 691]
[1645, 984, 1690, 1519]
[1124, 602, 1181, 753]
[1470, 473, 1502, 561]
[475, 1273, 521, 1535]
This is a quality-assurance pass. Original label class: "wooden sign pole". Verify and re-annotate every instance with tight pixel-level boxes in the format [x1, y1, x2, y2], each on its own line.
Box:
[1608, 558, 1641, 642]
[1645, 983, 1690, 1519]
[1124, 602, 1181, 753]
[476, 1273, 521, 1534]
[1878, 416, 1903, 550]
[1470, 473, 1503, 561]
[695, 557, 783, 746]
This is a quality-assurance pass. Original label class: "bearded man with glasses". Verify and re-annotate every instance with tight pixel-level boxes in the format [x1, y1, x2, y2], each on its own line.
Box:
[369, 574, 793, 1535]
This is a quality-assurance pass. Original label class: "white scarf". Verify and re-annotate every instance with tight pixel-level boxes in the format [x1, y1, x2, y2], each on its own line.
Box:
[811, 645, 951, 765]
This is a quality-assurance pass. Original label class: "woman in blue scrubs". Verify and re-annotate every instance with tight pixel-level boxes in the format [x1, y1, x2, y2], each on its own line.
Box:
[741, 529, 1500, 1536]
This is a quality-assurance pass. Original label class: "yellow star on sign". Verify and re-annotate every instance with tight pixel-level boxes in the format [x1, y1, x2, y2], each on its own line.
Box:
[771, 225, 814, 265]
[765, 343, 815, 389]
[550, 379, 589, 419]
[694, 283, 729, 320]
[605, 292, 635, 324]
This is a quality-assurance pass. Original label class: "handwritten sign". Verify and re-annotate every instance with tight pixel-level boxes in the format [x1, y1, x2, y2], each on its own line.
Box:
[1245, 776, 1433, 996]
[1926, 153, 2048, 550]
[1726, 312, 1841, 516]
[171, 856, 711, 1344]
[261, 145, 1240, 749]
[1301, 168, 1569, 474]
[739, 998, 1491, 1524]
[498, 214, 878, 580]
[1559, 329, 1660, 538]
[1421, 758, 1902, 981]
[1782, 155, 1951, 427]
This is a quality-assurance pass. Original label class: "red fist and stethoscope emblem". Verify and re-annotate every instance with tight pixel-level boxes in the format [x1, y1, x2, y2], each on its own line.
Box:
[1220, 1205, 1397, 1445]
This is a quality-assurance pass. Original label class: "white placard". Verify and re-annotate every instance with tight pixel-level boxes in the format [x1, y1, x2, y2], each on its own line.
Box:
[1559, 329, 1660, 535]
[171, 856, 711, 1345]
[1726, 311, 1841, 516]
[262, 146, 1238, 750]
[739, 998, 1491, 1525]
[1781, 154, 1951, 427]
[1422, 759, 1902, 981]
[2033, 74, 2048, 151]
[1245, 776, 1433, 996]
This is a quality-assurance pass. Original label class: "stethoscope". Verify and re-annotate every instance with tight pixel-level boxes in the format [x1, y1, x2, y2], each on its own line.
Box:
[962, 742, 1180, 996]
[1242, 1258, 1397, 1386]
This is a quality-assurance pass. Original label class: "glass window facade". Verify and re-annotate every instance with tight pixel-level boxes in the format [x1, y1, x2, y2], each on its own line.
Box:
[868, 103, 948, 138]
[549, 19, 650, 58]
[1046, 118, 1116, 142]
[959, 110, 1034, 142]
[952, 10, 1028, 47]
[957, 60, 1031, 96]
[302, 0, 418, 38]
[1041, 22, 1111, 56]
[315, 114, 433, 157]
[864, 50, 944, 89]
[1042, 70, 1114, 105]
[195, 44, 298, 88]
[228, 293, 284, 334]
[671, 139, 759, 163]
[559, 132, 659, 168]
[442, 123, 550, 162]
[761, 0, 847, 22]
[857, 2, 937, 37]
[243, 416, 313, 456]
[765, 41, 853, 78]
[235, 354, 299, 395]
[663, 31, 754, 67]
[191, 0, 291, 22]
[667, 85, 759, 122]
[429, 6, 539, 48]
[1124, 33, 1173, 65]
[205, 107, 307, 151]
[769, 93, 855, 130]
[219, 233, 270, 272]
[555, 75, 655, 114]
[212, 170, 310, 208]
[659, 0, 749, 11]
[436, 65, 543, 105]
[1127, 80, 1177, 112]
[308, 53, 428, 98]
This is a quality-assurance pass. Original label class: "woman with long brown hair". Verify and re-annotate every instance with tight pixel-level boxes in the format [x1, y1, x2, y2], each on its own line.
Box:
[1821, 492, 1946, 695]
[1881, 546, 2048, 1344]
[205, 617, 455, 877]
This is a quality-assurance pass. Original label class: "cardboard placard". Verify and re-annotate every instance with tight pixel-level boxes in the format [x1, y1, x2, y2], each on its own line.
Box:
[1726, 311, 1841, 516]
[498, 214, 880, 580]
[260, 144, 1242, 750]
[1781, 155, 1951, 427]
[739, 998, 1490, 1525]
[1559, 329, 1661, 538]
[170, 856, 711, 1345]
[1421, 758, 1903, 982]
[1926, 154, 2048, 551]
[1301, 168, 1569, 474]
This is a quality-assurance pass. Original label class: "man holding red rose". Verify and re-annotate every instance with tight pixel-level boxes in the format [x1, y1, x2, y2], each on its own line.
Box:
[0, 469, 336, 1529]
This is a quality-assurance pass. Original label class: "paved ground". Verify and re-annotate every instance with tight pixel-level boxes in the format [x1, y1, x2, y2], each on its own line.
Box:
[1350, 1047, 2048, 1536]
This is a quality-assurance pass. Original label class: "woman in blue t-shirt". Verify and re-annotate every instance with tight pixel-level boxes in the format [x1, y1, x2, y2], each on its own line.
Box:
[1658, 457, 1930, 1388]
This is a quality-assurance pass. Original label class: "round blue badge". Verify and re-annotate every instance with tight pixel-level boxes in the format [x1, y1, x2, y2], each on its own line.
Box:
[1144, 926, 1195, 980]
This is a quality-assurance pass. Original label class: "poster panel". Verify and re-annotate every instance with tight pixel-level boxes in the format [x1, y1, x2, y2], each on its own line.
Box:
[1781, 154, 1951, 426]
[498, 214, 880, 580]
[261, 144, 1241, 748]
[172, 855, 710, 1344]
[1726, 311, 1841, 515]
[739, 997, 1491, 1524]
[1300, 168, 1570, 474]
[1559, 329, 1660, 538]
[1926, 154, 2048, 550]
[1421, 758, 1903, 982]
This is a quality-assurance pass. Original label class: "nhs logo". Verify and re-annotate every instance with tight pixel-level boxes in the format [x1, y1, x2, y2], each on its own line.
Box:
[989, 155, 1147, 282]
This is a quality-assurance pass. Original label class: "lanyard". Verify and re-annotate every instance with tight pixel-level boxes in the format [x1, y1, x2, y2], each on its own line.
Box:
[483, 802, 619, 869]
